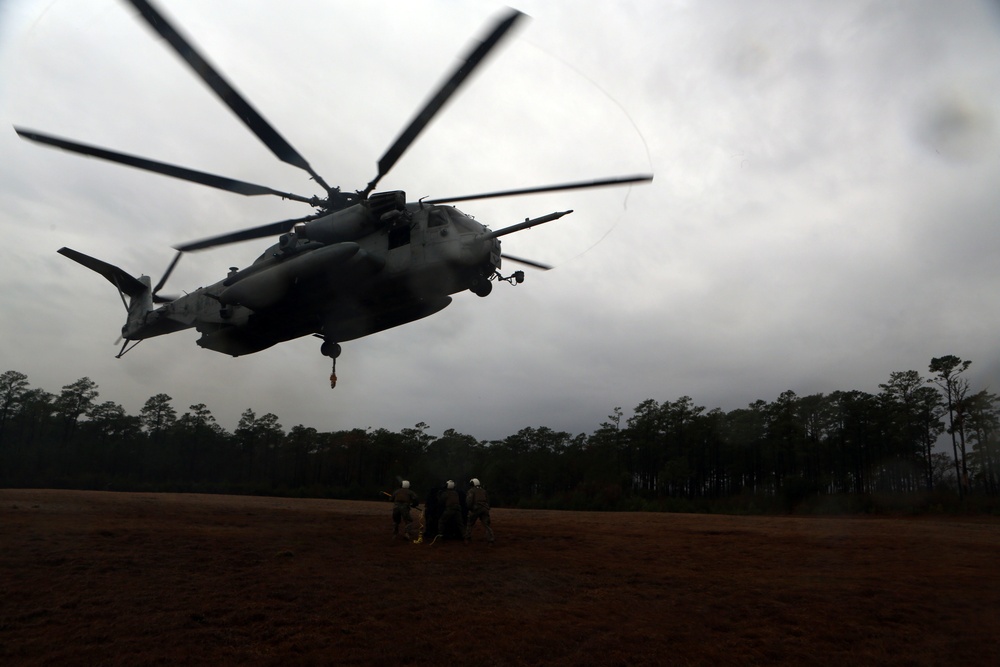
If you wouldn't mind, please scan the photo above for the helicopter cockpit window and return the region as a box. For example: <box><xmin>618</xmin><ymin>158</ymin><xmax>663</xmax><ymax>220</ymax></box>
<box><xmin>433</xmin><ymin>206</ymin><xmax>474</xmax><ymax>232</ymax></box>
<box><xmin>428</xmin><ymin>208</ymin><xmax>449</xmax><ymax>228</ymax></box>
<box><xmin>448</xmin><ymin>208</ymin><xmax>479</xmax><ymax>233</ymax></box>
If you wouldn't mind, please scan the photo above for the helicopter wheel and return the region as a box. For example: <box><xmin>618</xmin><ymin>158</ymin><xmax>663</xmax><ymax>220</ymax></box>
<box><xmin>471</xmin><ymin>279</ymin><xmax>493</xmax><ymax>298</ymax></box>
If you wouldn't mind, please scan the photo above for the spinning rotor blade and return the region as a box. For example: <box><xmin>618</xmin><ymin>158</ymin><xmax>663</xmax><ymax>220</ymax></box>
<box><xmin>425</xmin><ymin>174</ymin><xmax>654</xmax><ymax>205</ymax></box>
<box><xmin>364</xmin><ymin>8</ymin><xmax>524</xmax><ymax>196</ymax></box>
<box><xmin>502</xmin><ymin>254</ymin><xmax>552</xmax><ymax>271</ymax></box>
<box><xmin>125</xmin><ymin>0</ymin><xmax>334</xmax><ymax>196</ymax></box>
<box><xmin>153</xmin><ymin>251</ymin><xmax>180</xmax><ymax>294</ymax></box>
<box><xmin>151</xmin><ymin>251</ymin><xmax>181</xmax><ymax>303</ymax></box>
<box><xmin>175</xmin><ymin>214</ymin><xmax>321</xmax><ymax>252</ymax></box>
<box><xmin>14</xmin><ymin>128</ymin><xmax>315</xmax><ymax>204</ymax></box>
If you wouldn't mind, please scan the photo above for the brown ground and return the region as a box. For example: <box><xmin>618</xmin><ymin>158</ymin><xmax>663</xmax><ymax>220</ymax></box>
<box><xmin>1</xmin><ymin>490</ymin><xmax>998</xmax><ymax>666</ymax></box>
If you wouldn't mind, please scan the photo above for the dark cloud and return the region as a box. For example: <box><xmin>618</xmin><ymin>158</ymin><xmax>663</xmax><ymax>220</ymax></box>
<box><xmin>2</xmin><ymin>0</ymin><xmax>998</xmax><ymax>439</ymax></box>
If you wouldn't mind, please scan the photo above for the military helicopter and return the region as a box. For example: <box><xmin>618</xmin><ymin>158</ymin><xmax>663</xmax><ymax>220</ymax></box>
<box><xmin>15</xmin><ymin>0</ymin><xmax>652</xmax><ymax>387</ymax></box>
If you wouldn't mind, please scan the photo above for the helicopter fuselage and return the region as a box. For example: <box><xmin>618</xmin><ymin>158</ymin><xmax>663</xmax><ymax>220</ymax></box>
<box><xmin>126</xmin><ymin>200</ymin><xmax>501</xmax><ymax>356</ymax></box>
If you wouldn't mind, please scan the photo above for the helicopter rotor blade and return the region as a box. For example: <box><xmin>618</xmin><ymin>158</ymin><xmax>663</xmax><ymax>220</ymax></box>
<box><xmin>150</xmin><ymin>250</ymin><xmax>182</xmax><ymax>302</ymax></box>
<box><xmin>425</xmin><ymin>174</ymin><xmax>654</xmax><ymax>205</ymax></box>
<box><xmin>502</xmin><ymin>253</ymin><xmax>552</xmax><ymax>271</ymax></box>
<box><xmin>175</xmin><ymin>213</ymin><xmax>322</xmax><ymax>253</ymax></box>
<box><xmin>124</xmin><ymin>0</ymin><xmax>334</xmax><ymax>197</ymax></box>
<box><xmin>153</xmin><ymin>251</ymin><xmax>181</xmax><ymax>294</ymax></box>
<box><xmin>364</xmin><ymin>8</ymin><xmax>524</xmax><ymax>197</ymax></box>
<box><xmin>14</xmin><ymin>127</ymin><xmax>317</xmax><ymax>204</ymax></box>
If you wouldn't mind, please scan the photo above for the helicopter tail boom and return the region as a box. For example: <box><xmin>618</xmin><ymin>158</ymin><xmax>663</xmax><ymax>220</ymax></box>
<box><xmin>58</xmin><ymin>247</ymin><xmax>147</xmax><ymax>298</ymax></box>
<box><xmin>58</xmin><ymin>247</ymin><xmax>155</xmax><ymax>341</ymax></box>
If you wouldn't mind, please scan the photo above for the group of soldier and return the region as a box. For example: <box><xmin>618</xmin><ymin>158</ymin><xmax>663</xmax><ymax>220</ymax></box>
<box><xmin>390</xmin><ymin>477</ymin><xmax>495</xmax><ymax>546</ymax></box>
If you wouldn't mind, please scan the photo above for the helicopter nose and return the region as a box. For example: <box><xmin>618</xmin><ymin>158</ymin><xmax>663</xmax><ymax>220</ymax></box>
<box><xmin>482</xmin><ymin>236</ymin><xmax>501</xmax><ymax>269</ymax></box>
<box><xmin>464</xmin><ymin>234</ymin><xmax>500</xmax><ymax>271</ymax></box>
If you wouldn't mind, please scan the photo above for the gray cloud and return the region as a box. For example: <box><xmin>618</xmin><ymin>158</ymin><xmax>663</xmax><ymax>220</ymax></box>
<box><xmin>1</xmin><ymin>0</ymin><xmax>998</xmax><ymax>441</ymax></box>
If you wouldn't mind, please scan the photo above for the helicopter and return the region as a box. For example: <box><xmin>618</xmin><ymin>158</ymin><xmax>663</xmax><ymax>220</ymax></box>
<box><xmin>15</xmin><ymin>0</ymin><xmax>652</xmax><ymax>387</ymax></box>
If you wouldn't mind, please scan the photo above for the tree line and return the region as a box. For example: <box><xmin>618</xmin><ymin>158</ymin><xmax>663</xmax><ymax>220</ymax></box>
<box><xmin>1</xmin><ymin>355</ymin><xmax>997</xmax><ymax>513</ymax></box>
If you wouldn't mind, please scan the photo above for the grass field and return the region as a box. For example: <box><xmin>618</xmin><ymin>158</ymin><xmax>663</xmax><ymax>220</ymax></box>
<box><xmin>2</xmin><ymin>489</ymin><xmax>998</xmax><ymax>666</ymax></box>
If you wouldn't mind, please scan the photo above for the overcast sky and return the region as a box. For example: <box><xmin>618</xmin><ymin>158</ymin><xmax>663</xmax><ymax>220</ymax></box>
<box><xmin>1</xmin><ymin>0</ymin><xmax>998</xmax><ymax>440</ymax></box>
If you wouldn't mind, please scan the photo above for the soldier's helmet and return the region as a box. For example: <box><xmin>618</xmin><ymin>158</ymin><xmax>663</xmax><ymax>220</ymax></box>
<box><xmin>402</xmin><ymin>480</ymin><xmax>410</xmax><ymax>489</ymax></box>
<box><xmin>446</xmin><ymin>480</ymin><xmax>455</xmax><ymax>489</ymax></box>
<box><xmin>470</xmin><ymin>478</ymin><xmax>481</xmax><ymax>487</ymax></box>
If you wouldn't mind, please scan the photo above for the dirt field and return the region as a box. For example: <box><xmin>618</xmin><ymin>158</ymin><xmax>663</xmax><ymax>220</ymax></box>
<box><xmin>1</xmin><ymin>490</ymin><xmax>998</xmax><ymax>666</ymax></box>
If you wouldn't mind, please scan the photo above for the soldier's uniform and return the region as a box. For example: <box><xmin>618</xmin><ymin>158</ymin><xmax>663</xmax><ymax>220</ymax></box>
<box><xmin>465</xmin><ymin>478</ymin><xmax>494</xmax><ymax>544</ymax></box>
<box><xmin>392</xmin><ymin>482</ymin><xmax>418</xmax><ymax>540</ymax></box>
<box><xmin>435</xmin><ymin>481</ymin><xmax>465</xmax><ymax>539</ymax></box>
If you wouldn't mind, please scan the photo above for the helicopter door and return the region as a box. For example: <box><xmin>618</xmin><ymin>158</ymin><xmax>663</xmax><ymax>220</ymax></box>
<box><xmin>387</xmin><ymin>221</ymin><xmax>410</xmax><ymax>249</ymax></box>
<box><xmin>384</xmin><ymin>210</ymin><xmax>421</xmax><ymax>274</ymax></box>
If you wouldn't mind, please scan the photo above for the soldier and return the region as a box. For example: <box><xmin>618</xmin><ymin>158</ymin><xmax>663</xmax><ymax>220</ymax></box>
<box><xmin>465</xmin><ymin>477</ymin><xmax>494</xmax><ymax>545</ymax></box>
<box><xmin>391</xmin><ymin>480</ymin><xmax>419</xmax><ymax>540</ymax></box>
<box><xmin>434</xmin><ymin>480</ymin><xmax>464</xmax><ymax>542</ymax></box>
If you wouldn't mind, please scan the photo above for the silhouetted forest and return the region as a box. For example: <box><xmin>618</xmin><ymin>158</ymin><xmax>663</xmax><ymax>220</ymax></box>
<box><xmin>2</xmin><ymin>355</ymin><xmax>997</xmax><ymax>513</ymax></box>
